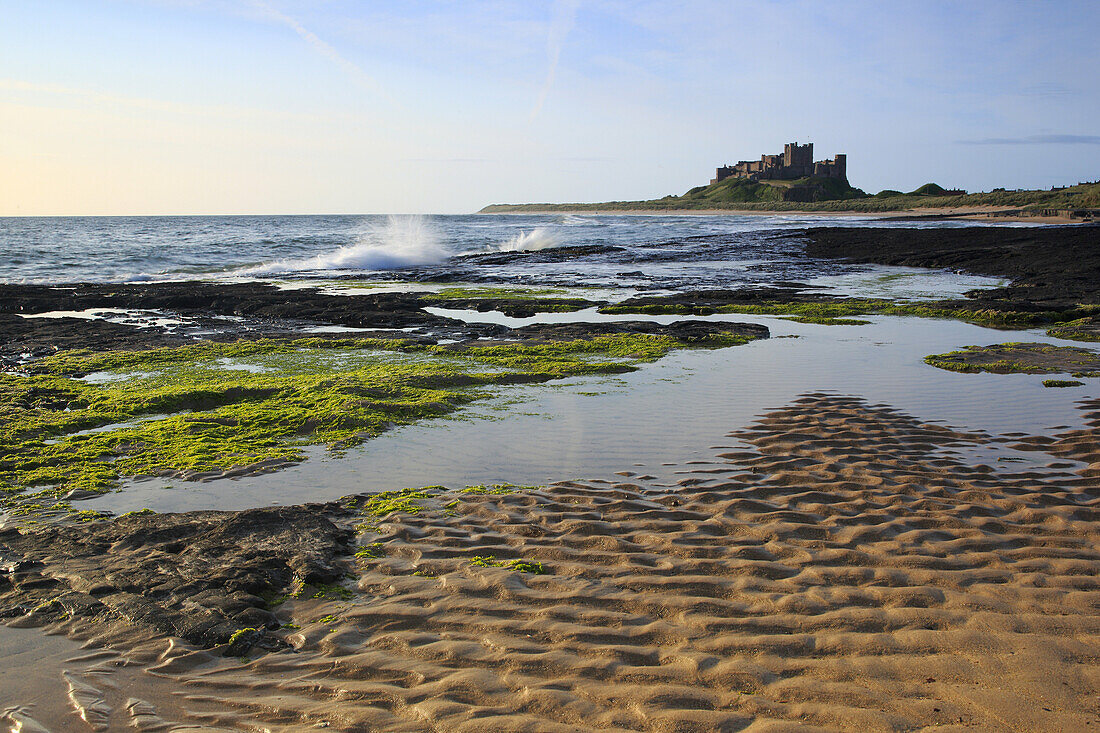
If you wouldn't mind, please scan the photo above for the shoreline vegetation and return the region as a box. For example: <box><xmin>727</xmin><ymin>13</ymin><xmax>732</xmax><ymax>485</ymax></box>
<box><xmin>479</xmin><ymin>180</ymin><xmax>1100</xmax><ymax>222</ymax></box>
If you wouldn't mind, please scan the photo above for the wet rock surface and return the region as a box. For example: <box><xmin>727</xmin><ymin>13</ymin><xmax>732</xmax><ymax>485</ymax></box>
<box><xmin>1048</xmin><ymin>316</ymin><xmax>1100</xmax><ymax>342</ymax></box>
<box><xmin>0</xmin><ymin>313</ymin><xmax>191</xmax><ymax>363</ymax></box>
<box><xmin>0</xmin><ymin>505</ymin><xmax>355</xmax><ymax>653</ymax></box>
<box><xmin>606</xmin><ymin>286</ymin><xmax>829</xmax><ymax>313</ymax></box>
<box><xmin>0</xmin><ymin>279</ymin><xmax>774</xmax><ymax>362</ymax></box>
<box><xmin>433</xmin><ymin>243</ymin><xmax>625</xmax><ymax>267</ymax></box>
<box><xmin>507</xmin><ymin>319</ymin><xmax>770</xmax><ymax>343</ymax></box>
<box><xmin>0</xmin><ymin>282</ymin><xmax>460</xmax><ymax>329</ymax></box>
<box><xmin>924</xmin><ymin>342</ymin><xmax>1100</xmax><ymax>376</ymax></box>
<box><xmin>0</xmin><ymin>282</ymin><xmax>530</xmax><ymax>363</ymax></box>
<box><xmin>801</xmin><ymin>225</ymin><xmax>1100</xmax><ymax>308</ymax></box>
<box><xmin>420</xmin><ymin>296</ymin><xmax>599</xmax><ymax>318</ymax></box>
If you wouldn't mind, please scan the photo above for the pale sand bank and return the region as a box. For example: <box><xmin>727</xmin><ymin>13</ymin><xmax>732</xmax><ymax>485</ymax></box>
<box><xmin>4</xmin><ymin>392</ymin><xmax>1100</xmax><ymax>731</ymax></box>
<box><xmin>480</xmin><ymin>206</ymin><xmax>1087</xmax><ymax>224</ymax></box>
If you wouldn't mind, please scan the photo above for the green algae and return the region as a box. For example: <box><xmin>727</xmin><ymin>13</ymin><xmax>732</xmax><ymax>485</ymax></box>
<box><xmin>282</xmin><ymin>581</ymin><xmax>354</xmax><ymax>602</ymax></box>
<box><xmin>354</xmin><ymin>542</ymin><xmax>386</xmax><ymax>560</ymax></box>
<box><xmin>428</xmin><ymin>286</ymin><xmax>568</xmax><ymax>299</ymax></box>
<box><xmin>359</xmin><ymin>487</ymin><xmax>440</xmax><ymax>517</ymax></box>
<box><xmin>1043</xmin><ymin>379</ymin><xmax>1085</xmax><ymax>388</ymax></box>
<box><xmin>459</xmin><ymin>483</ymin><xmax>532</xmax><ymax>495</ymax></box>
<box><xmin>419</xmin><ymin>286</ymin><xmax>596</xmax><ymax>313</ymax></box>
<box><xmin>1047</xmin><ymin>317</ymin><xmax>1100</xmax><ymax>342</ymax></box>
<box><xmin>470</xmin><ymin>555</ymin><xmax>545</xmax><ymax>574</ymax></box>
<box><xmin>781</xmin><ymin>316</ymin><xmax>873</xmax><ymax>326</ymax></box>
<box><xmin>227</xmin><ymin>627</ymin><xmax>260</xmax><ymax>647</ymax></box>
<box><xmin>71</xmin><ymin>510</ymin><xmax>111</xmax><ymax>523</ymax></box>
<box><xmin>119</xmin><ymin>508</ymin><xmax>156</xmax><ymax>518</ymax></box>
<box><xmin>924</xmin><ymin>342</ymin><xmax>1100</xmax><ymax>376</ymax></box>
<box><xmin>1</xmin><ymin>332</ymin><xmax>757</xmax><ymax>521</ymax></box>
<box><xmin>599</xmin><ymin>299</ymin><xmax>1087</xmax><ymax>330</ymax></box>
<box><xmin>354</xmin><ymin>484</ymin><xmax>532</xmax><ymax>527</ymax></box>
<box><xmin>309</xmin><ymin>584</ymin><xmax>354</xmax><ymax>601</ymax></box>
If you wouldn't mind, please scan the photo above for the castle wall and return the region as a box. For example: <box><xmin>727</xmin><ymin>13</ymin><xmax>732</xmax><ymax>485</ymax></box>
<box><xmin>713</xmin><ymin>143</ymin><xmax>847</xmax><ymax>185</ymax></box>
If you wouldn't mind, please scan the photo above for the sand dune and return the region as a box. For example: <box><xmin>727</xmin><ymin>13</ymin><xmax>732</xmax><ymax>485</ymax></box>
<box><xmin>5</xmin><ymin>394</ymin><xmax>1100</xmax><ymax>731</ymax></box>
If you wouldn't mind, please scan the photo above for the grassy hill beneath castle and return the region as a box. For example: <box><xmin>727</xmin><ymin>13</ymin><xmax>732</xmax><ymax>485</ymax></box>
<box><xmin>480</xmin><ymin>180</ymin><xmax>1100</xmax><ymax>214</ymax></box>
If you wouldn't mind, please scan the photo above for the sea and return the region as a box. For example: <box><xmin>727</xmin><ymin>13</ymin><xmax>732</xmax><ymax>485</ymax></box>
<box><xmin>2</xmin><ymin>213</ymin><xmax>1095</xmax><ymax>516</ymax></box>
<box><xmin>0</xmin><ymin>212</ymin><xmax>1027</xmax><ymax>290</ymax></box>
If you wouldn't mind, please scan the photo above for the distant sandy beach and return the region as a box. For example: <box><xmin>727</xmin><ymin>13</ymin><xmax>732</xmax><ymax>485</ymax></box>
<box><xmin>479</xmin><ymin>206</ymin><xmax>1088</xmax><ymax>224</ymax></box>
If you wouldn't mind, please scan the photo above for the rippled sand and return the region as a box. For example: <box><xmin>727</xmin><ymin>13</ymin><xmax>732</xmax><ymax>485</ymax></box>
<box><xmin>5</xmin><ymin>393</ymin><xmax>1100</xmax><ymax>731</ymax></box>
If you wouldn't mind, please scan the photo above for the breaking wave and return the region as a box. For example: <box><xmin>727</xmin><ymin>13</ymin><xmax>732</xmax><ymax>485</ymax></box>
<box><xmin>239</xmin><ymin>215</ymin><xmax>447</xmax><ymax>275</ymax></box>
<box><xmin>493</xmin><ymin>228</ymin><xmax>561</xmax><ymax>252</ymax></box>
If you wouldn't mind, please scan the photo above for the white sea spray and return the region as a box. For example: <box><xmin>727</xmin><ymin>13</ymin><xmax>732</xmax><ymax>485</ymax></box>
<box><xmin>240</xmin><ymin>215</ymin><xmax>447</xmax><ymax>275</ymax></box>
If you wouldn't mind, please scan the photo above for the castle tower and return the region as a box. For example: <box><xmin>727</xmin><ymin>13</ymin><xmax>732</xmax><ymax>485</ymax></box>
<box><xmin>783</xmin><ymin>142</ymin><xmax>813</xmax><ymax>169</ymax></box>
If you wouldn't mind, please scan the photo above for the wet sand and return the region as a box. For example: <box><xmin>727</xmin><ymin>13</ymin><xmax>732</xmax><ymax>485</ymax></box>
<box><xmin>4</xmin><ymin>392</ymin><xmax>1100</xmax><ymax>731</ymax></box>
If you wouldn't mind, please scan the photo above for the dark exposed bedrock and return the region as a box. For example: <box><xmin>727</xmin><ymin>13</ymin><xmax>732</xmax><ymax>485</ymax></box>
<box><xmin>0</xmin><ymin>505</ymin><xmax>355</xmax><ymax>653</ymax></box>
<box><xmin>506</xmin><ymin>319</ymin><xmax>770</xmax><ymax>342</ymax></box>
<box><xmin>799</xmin><ymin>225</ymin><xmax>1100</xmax><ymax>307</ymax></box>
<box><xmin>0</xmin><ymin>282</ymin><xmax>457</xmax><ymax>329</ymax></box>
<box><xmin>0</xmin><ymin>313</ymin><xmax>192</xmax><ymax>358</ymax></box>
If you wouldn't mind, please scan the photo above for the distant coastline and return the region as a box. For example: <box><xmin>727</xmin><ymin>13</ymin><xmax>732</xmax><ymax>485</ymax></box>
<box><xmin>478</xmin><ymin>203</ymin><xmax>1094</xmax><ymax>225</ymax></box>
<box><xmin>479</xmin><ymin>181</ymin><xmax>1100</xmax><ymax>224</ymax></box>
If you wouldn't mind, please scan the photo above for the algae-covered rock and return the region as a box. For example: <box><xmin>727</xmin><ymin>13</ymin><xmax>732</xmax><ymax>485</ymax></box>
<box><xmin>924</xmin><ymin>342</ymin><xmax>1100</xmax><ymax>376</ymax></box>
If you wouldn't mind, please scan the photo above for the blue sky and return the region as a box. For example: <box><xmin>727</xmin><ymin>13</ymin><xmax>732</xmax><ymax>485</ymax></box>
<box><xmin>1</xmin><ymin>0</ymin><xmax>1097</xmax><ymax>214</ymax></box>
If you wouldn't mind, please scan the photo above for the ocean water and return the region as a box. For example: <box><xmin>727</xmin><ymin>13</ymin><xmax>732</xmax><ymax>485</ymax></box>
<box><xmin>0</xmin><ymin>212</ymin><xmax>1027</xmax><ymax>289</ymax></box>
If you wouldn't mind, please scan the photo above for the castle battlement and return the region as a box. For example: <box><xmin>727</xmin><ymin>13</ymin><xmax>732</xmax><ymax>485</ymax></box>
<box><xmin>711</xmin><ymin>142</ymin><xmax>847</xmax><ymax>185</ymax></box>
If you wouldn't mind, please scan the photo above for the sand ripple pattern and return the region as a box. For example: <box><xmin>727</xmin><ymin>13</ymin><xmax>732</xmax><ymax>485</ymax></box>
<box><xmin>140</xmin><ymin>394</ymin><xmax>1100</xmax><ymax>732</ymax></box>
<box><xmin>7</xmin><ymin>395</ymin><xmax>1100</xmax><ymax>731</ymax></box>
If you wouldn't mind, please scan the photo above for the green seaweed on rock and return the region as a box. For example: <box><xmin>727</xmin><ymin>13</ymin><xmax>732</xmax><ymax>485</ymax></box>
<box><xmin>599</xmin><ymin>299</ymin><xmax>1093</xmax><ymax>330</ymax></box>
<box><xmin>470</xmin><ymin>555</ymin><xmax>545</xmax><ymax>574</ymax></box>
<box><xmin>923</xmin><ymin>342</ymin><xmax>1100</xmax><ymax>376</ymax></box>
<box><xmin>2</xmin><ymin>331</ymin><xmax>759</xmax><ymax>522</ymax></box>
<box><xmin>1043</xmin><ymin>379</ymin><xmax>1085</xmax><ymax>388</ymax></box>
<box><xmin>354</xmin><ymin>542</ymin><xmax>386</xmax><ymax>560</ymax></box>
<box><xmin>429</xmin><ymin>286</ymin><xmax>569</xmax><ymax>299</ymax></box>
<box><xmin>1047</xmin><ymin>317</ymin><xmax>1100</xmax><ymax>342</ymax></box>
<box><xmin>459</xmin><ymin>483</ymin><xmax>534</xmax><ymax>495</ymax></box>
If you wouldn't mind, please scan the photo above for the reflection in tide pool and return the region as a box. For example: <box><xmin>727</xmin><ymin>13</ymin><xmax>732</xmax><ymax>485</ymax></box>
<box><xmin>83</xmin><ymin>315</ymin><xmax>1100</xmax><ymax>515</ymax></box>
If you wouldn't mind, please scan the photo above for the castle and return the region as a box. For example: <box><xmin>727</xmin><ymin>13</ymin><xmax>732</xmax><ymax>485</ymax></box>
<box><xmin>711</xmin><ymin>142</ymin><xmax>846</xmax><ymax>185</ymax></box>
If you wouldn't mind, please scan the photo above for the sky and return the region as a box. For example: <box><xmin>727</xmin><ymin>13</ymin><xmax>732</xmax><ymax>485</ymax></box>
<box><xmin>1</xmin><ymin>0</ymin><xmax>1098</xmax><ymax>215</ymax></box>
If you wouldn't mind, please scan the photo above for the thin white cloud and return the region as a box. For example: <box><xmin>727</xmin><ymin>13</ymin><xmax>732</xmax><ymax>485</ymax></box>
<box><xmin>247</xmin><ymin>0</ymin><xmax>385</xmax><ymax>97</ymax></box>
<box><xmin>530</xmin><ymin>0</ymin><xmax>580</xmax><ymax>122</ymax></box>
<box><xmin>959</xmin><ymin>134</ymin><xmax>1100</xmax><ymax>145</ymax></box>
<box><xmin>0</xmin><ymin>78</ymin><xmax>244</xmax><ymax>117</ymax></box>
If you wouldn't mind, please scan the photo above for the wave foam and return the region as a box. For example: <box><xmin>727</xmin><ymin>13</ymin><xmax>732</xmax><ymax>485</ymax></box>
<box><xmin>241</xmin><ymin>216</ymin><xmax>447</xmax><ymax>275</ymax></box>
<box><xmin>494</xmin><ymin>228</ymin><xmax>561</xmax><ymax>253</ymax></box>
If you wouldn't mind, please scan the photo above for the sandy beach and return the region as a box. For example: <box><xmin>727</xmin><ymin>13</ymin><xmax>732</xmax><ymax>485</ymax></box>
<box><xmin>2</xmin><ymin>223</ymin><xmax>1099</xmax><ymax>731</ymax></box>
<box><xmin>3</xmin><ymin>391</ymin><xmax>1100</xmax><ymax>730</ymax></box>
